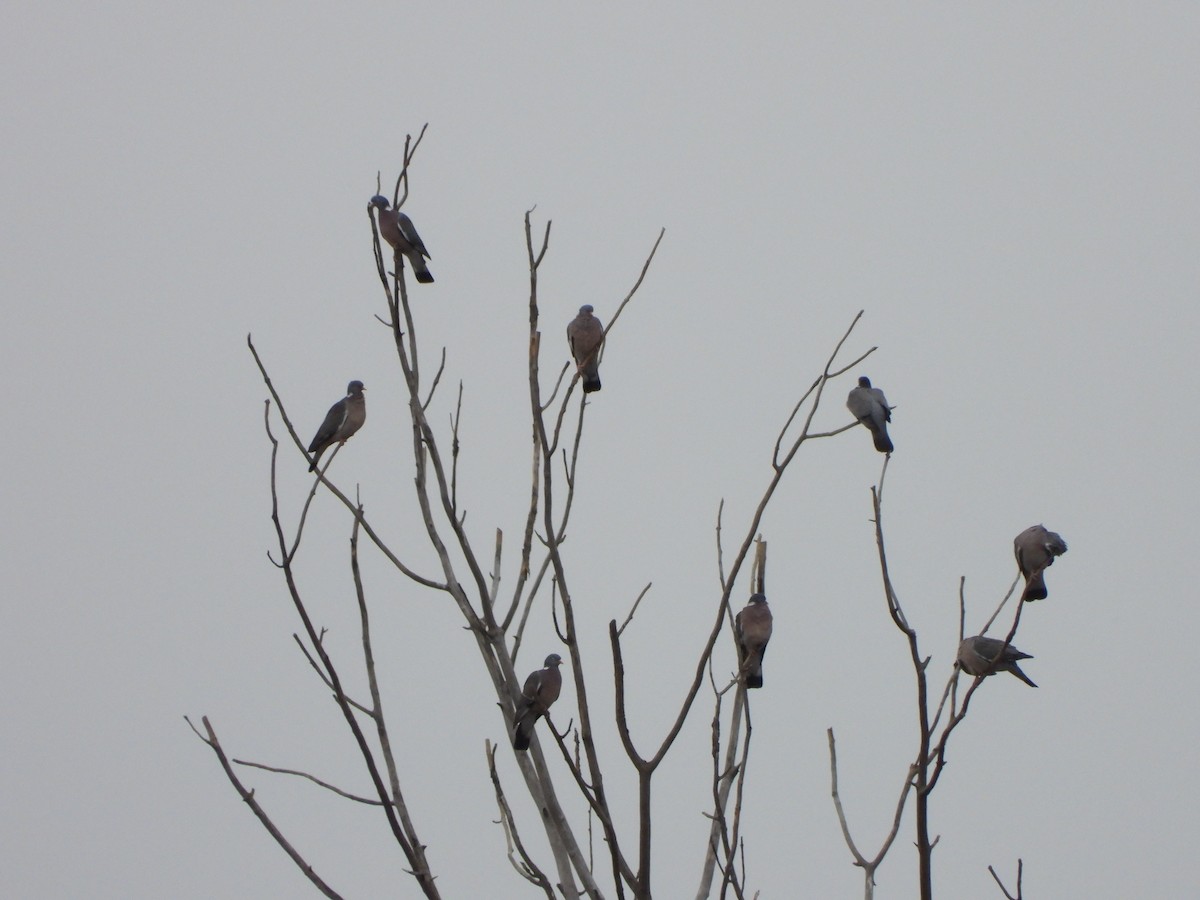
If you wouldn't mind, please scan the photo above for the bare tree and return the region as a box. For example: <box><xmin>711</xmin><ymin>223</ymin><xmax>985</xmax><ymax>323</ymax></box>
<box><xmin>190</xmin><ymin>131</ymin><xmax>1058</xmax><ymax>898</ymax></box>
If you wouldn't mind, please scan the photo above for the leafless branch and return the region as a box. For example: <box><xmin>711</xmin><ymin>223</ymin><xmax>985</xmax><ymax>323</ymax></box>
<box><xmin>231</xmin><ymin>758</ymin><xmax>384</xmax><ymax>806</ymax></box>
<box><xmin>616</xmin><ymin>583</ymin><xmax>653</xmax><ymax>637</ymax></box>
<box><xmin>187</xmin><ymin>716</ymin><xmax>346</xmax><ymax>900</ymax></box>
<box><xmin>486</xmin><ymin>742</ymin><xmax>556</xmax><ymax>897</ymax></box>
<box><xmin>827</xmin><ymin>728</ymin><xmax>916</xmax><ymax>900</ymax></box>
<box><xmin>247</xmin><ymin>334</ymin><xmax>445</xmax><ymax>591</ymax></box>
<box><xmin>988</xmin><ymin>859</ymin><xmax>1023</xmax><ymax>899</ymax></box>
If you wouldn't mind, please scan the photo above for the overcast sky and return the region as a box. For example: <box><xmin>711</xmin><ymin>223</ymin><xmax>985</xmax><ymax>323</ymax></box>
<box><xmin>3</xmin><ymin>4</ymin><xmax>1198</xmax><ymax>898</ymax></box>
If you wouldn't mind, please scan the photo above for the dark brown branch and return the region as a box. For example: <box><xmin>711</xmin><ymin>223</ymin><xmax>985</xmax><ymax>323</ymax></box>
<box><xmin>988</xmin><ymin>859</ymin><xmax>1023</xmax><ymax>900</ymax></box>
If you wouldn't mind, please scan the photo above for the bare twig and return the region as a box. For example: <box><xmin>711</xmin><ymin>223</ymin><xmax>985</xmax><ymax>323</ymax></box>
<box><xmin>231</xmin><ymin>758</ymin><xmax>384</xmax><ymax>806</ymax></box>
<box><xmin>988</xmin><ymin>859</ymin><xmax>1023</xmax><ymax>899</ymax></box>
<box><xmin>616</xmin><ymin>583</ymin><xmax>653</xmax><ymax>637</ymax></box>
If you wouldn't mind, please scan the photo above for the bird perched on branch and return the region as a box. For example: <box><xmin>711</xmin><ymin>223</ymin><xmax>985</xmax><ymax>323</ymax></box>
<box><xmin>735</xmin><ymin>594</ymin><xmax>773</xmax><ymax>689</ymax></box>
<box><xmin>567</xmin><ymin>304</ymin><xmax>604</xmax><ymax>393</ymax></box>
<box><xmin>307</xmin><ymin>381</ymin><xmax>366</xmax><ymax>472</ymax></box>
<box><xmin>512</xmin><ymin>653</ymin><xmax>563</xmax><ymax>751</ymax></box>
<box><xmin>368</xmin><ymin>195</ymin><xmax>434</xmax><ymax>284</ymax></box>
<box><xmin>1013</xmin><ymin>524</ymin><xmax>1068</xmax><ymax>602</ymax></box>
<box><xmin>846</xmin><ymin>376</ymin><xmax>893</xmax><ymax>453</ymax></box>
<box><xmin>957</xmin><ymin>635</ymin><xmax>1037</xmax><ymax>687</ymax></box>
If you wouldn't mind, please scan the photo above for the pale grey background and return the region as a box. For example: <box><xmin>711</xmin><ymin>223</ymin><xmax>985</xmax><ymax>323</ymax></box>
<box><xmin>2</xmin><ymin>3</ymin><xmax>1197</xmax><ymax>897</ymax></box>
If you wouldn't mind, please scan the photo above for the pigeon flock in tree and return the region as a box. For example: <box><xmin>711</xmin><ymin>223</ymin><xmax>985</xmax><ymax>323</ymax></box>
<box><xmin>290</xmin><ymin>190</ymin><xmax>1072</xmax><ymax>759</ymax></box>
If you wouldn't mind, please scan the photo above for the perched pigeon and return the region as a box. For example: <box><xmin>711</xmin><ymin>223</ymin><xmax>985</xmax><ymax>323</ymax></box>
<box><xmin>512</xmin><ymin>653</ymin><xmax>564</xmax><ymax>751</ymax></box>
<box><xmin>735</xmin><ymin>593</ymin><xmax>773</xmax><ymax>689</ymax></box>
<box><xmin>846</xmin><ymin>376</ymin><xmax>893</xmax><ymax>453</ymax></box>
<box><xmin>957</xmin><ymin>635</ymin><xmax>1037</xmax><ymax>687</ymax></box>
<box><xmin>566</xmin><ymin>305</ymin><xmax>604</xmax><ymax>393</ymax></box>
<box><xmin>369</xmin><ymin>195</ymin><xmax>434</xmax><ymax>284</ymax></box>
<box><xmin>1013</xmin><ymin>525</ymin><xmax>1068</xmax><ymax>602</ymax></box>
<box><xmin>307</xmin><ymin>381</ymin><xmax>366</xmax><ymax>472</ymax></box>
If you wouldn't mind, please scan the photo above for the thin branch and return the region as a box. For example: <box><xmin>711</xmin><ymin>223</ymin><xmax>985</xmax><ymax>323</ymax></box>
<box><xmin>988</xmin><ymin>859</ymin><xmax>1023</xmax><ymax>900</ymax></box>
<box><xmin>290</xmin><ymin>634</ymin><xmax>374</xmax><ymax>716</ymax></box>
<box><xmin>422</xmin><ymin>348</ymin><xmax>448</xmax><ymax>414</ymax></box>
<box><xmin>231</xmin><ymin>758</ymin><xmax>384</xmax><ymax>806</ymax></box>
<box><xmin>247</xmin><ymin>334</ymin><xmax>445</xmax><ymax>591</ymax></box>
<box><xmin>616</xmin><ymin>583</ymin><xmax>653</xmax><ymax>637</ymax></box>
<box><xmin>187</xmin><ymin>716</ymin><xmax>346</xmax><ymax>900</ymax></box>
<box><xmin>827</xmin><ymin>727</ymin><xmax>917</xmax><ymax>900</ymax></box>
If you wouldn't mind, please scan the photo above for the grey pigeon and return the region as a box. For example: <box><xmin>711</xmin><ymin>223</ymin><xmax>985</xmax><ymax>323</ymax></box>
<box><xmin>957</xmin><ymin>635</ymin><xmax>1037</xmax><ymax>687</ymax></box>
<box><xmin>512</xmin><ymin>653</ymin><xmax>563</xmax><ymax>751</ymax></box>
<box><xmin>307</xmin><ymin>380</ymin><xmax>366</xmax><ymax>472</ymax></box>
<box><xmin>846</xmin><ymin>376</ymin><xmax>893</xmax><ymax>453</ymax></box>
<box><xmin>735</xmin><ymin>593</ymin><xmax>773</xmax><ymax>689</ymax></box>
<box><xmin>566</xmin><ymin>305</ymin><xmax>604</xmax><ymax>393</ymax></box>
<box><xmin>1013</xmin><ymin>524</ymin><xmax>1068</xmax><ymax>602</ymax></box>
<box><xmin>369</xmin><ymin>195</ymin><xmax>434</xmax><ymax>284</ymax></box>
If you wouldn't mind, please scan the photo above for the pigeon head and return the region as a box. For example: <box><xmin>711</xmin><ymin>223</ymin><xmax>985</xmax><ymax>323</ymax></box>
<box><xmin>544</xmin><ymin>653</ymin><xmax>563</xmax><ymax>667</ymax></box>
<box><xmin>347</xmin><ymin>380</ymin><xmax>365</xmax><ymax>394</ymax></box>
<box><xmin>579</xmin><ymin>304</ymin><xmax>595</xmax><ymax>315</ymax></box>
<box><xmin>368</xmin><ymin>194</ymin><xmax>390</xmax><ymax>209</ymax></box>
<box><xmin>748</xmin><ymin>593</ymin><xmax>767</xmax><ymax>605</ymax></box>
<box><xmin>857</xmin><ymin>376</ymin><xmax>872</xmax><ymax>388</ymax></box>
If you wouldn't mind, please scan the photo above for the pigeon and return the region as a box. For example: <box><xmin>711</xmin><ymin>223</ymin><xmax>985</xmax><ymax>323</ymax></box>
<box><xmin>307</xmin><ymin>381</ymin><xmax>366</xmax><ymax>472</ymax></box>
<box><xmin>1014</xmin><ymin>525</ymin><xmax>1068</xmax><ymax>602</ymax></box>
<box><xmin>735</xmin><ymin>593</ymin><xmax>773</xmax><ymax>689</ymax></box>
<box><xmin>846</xmin><ymin>376</ymin><xmax>893</xmax><ymax>453</ymax></box>
<box><xmin>957</xmin><ymin>635</ymin><xmax>1037</xmax><ymax>687</ymax></box>
<box><xmin>566</xmin><ymin>305</ymin><xmax>604</xmax><ymax>393</ymax></box>
<box><xmin>512</xmin><ymin>653</ymin><xmax>564</xmax><ymax>751</ymax></box>
<box><xmin>369</xmin><ymin>195</ymin><xmax>434</xmax><ymax>284</ymax></box>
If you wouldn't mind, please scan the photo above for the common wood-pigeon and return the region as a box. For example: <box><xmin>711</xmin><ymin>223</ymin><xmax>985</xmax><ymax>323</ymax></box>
<box><xmin>369</xmin><ymin>195</ymin><xmax>434</xmax><ymax>284</ymax></box>
<box><xmin>846</xmin><ymin>376</ymin><xmax>893</xmax><ymax>453</ymax></box>
<box><xmin>566</xmin><ymin>305</ymin><xmax>604</xmax><ymax>393</ymax></box>
<box><xmin>512</xmin><ymin>653</ymin><xmax>563</xmax><ymax>751</ymax></box>
<box><xmin>957</xmin><ymin>635</ymin><xmax>1037</xmax><ymax>687</ymax></box>
<box><xmin>735</xmin><ymin>593</ymin><xmax>773</xmax><ymax>689</ymax></box>
<box><xmin>1013</xmin><ymin>524</ymin><xmax>1068</xmax><ymax>602</ymax></box>
<box><xmin>307</xmin><ymin>380</ymin><xmax>366</xmax><ymax>472</ymax></box>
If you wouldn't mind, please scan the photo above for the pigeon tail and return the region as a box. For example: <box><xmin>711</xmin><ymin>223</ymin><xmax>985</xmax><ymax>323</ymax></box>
<box><xmin>512</xmin><ymin>714</ymin><xmax>534</xmax><ymax>751</ymax></box>
<box><xmin>1021</xmin><ymin>571</ymin><xmax>1048</xmax><ymax>602</ymax></box>
<box><xmin>872</xmin><ymin>427</ymin><xmax>894</xmax><ymax>454</ymax></box>
<box><xmin>1008</xmin><ymin>663</ymin><xmax>1038</xmax><ymax>688</ymax></box>
<box><xmin>746</xmin><ymin>669</ymin><xmax>764</xmax><ymax>689</ymax></box>
<box><xmin>412</xmin><ymin>261</ymin><xmax>435</xmax><ymax>283</ymax></box>
<box><xmin>394</xmin><ymin>250</ymin><xmax>435</xmax><ymax>284</ymax></box>
<box><xmin>582</xmin><ymin>376</ymin><xmax>602</xmax><ymax>393</ymax></box>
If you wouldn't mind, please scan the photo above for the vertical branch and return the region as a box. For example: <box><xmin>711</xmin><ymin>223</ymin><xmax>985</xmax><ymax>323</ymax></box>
<box><xmin>988</xmin><ymin>859</ymin><xmax>1024</xmax><ymax>900</ymax></box>
<box><xmin>349</xmin><ymin>509</ymin><xmax>436</xmax><ymax>883</ymax></box>
<box><xmin>486</xmin><ymin>742</ymin><xmax>556</xmax><ymax>898</ymax></box>
<box><xmin>870</xmin><ymin>483</ymin><xmax>934</xmax><ymax>900</ymax></box>
<box><xmin>260</xmin><ymin>397</ymin><xmax>441</xmax><ymax>898</ymax></box>
<box><xmin>516</xmin><ymin>209</ymin><xmax>613</xmax><ymax>899</ymax></box>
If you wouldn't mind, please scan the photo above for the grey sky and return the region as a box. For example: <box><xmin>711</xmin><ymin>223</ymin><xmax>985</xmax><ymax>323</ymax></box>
<box><xmin>2</xmin><ymin>3</ymin><xmax>1197</xmax><ymax>897</ymax></box>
